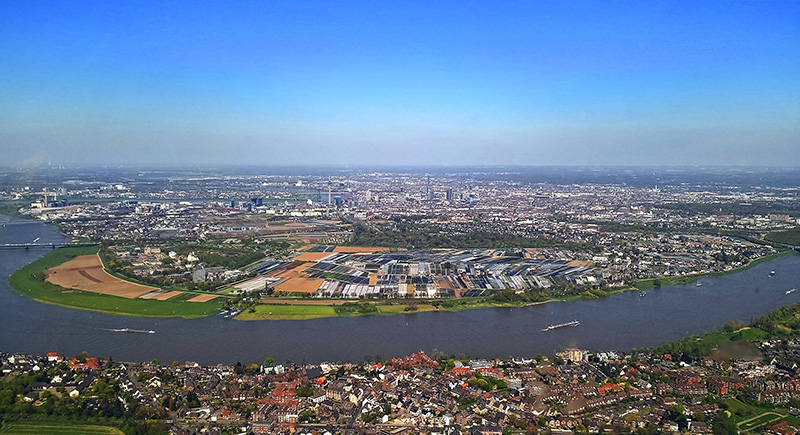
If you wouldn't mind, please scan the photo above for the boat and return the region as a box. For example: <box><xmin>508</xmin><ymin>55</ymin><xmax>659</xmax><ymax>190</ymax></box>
<box><xmin>696</xmin><ymin>280</ymin><xmax>702</xmax><ymax>287</ymax></box>
<box><xmin>224</xmin><ymin>309</ymin><xmax>242</xmax><ymax>318</ymax></box>
<box><xmin>110</xmin><ymin>328</ymin><xmax>155</xmax><ymax>334</ymax></box>
<box><xmin>542</xmin><ymin>320</ymin><xmax>580</xmax><ymax>331</ymax></box>
<box><xmin>769</xmin><ymin>270</ymin><xmax>776</xmax><ymax>278</ymax></box>
<box><xmin>787</xmin><ymin>288</ymin><xmax>797</xmax><ymax>295</ymax></box>
<box><xmin>639</xmin><ymin>291</ymin><xmax>646</xmax><ymax>297</ymax></box>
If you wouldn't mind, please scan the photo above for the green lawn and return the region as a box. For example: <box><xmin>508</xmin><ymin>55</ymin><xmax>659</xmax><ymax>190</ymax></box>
<box><xmin>238</xmin><ymin>299</ymin><xmax>526</xmax><ymax>320</ymax></box>
<box><xmin>636</xmin><ymin>274</ymin><xmax>701</xmax><ymax>290</ymax></box>
<box><xmin>722</xmin><ymin>398</ymin><xmax>752</xmax><ymax>420</ymax></box>
<box><xmin>0</xmin><ymin>203</ymin><xmax>29</xmax><ymax>219</ymax></box>
<box><xmin>167</xmin><ymin>292</ymin><xmax>205</xmax><ymax>302</ymax></box>
<box><xmin>723</xmin><ymin>398</ymin><xmax>779</xmax><ymax>425</ymax></box>
<box><xmin>738</xmin><ymin>412</ymin><xmax>784</xmax><ymax>431</ymax></box>
<box><xmin>0</xmin><ymin>421</ymin><xmax>124</xmax><ymax>435</ymax></box>
<box><xmin>8</xmin><ymin>247</ymin><xmax>223</xmax><ymax>318</ymax></box>
<box><xmin>436</xmin><ymin>297</ymin><xmax>537</xmax><ymax>312</ymax></box>
<box><xmin>700</xmin><ymin>327</ymin><xmax>770</xmax><ymax>348</ymax></box>
<box><xmin>236</xmin><ymin>304</ymin><xmax>338</xmax><ymax>320</ymax></box>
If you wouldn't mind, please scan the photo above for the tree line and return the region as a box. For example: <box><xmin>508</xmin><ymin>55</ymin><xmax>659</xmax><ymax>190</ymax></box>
<box><xmin>348</xmin><ymin>219</ymin><xmax>595</xmax><ymax>251</ymax></box>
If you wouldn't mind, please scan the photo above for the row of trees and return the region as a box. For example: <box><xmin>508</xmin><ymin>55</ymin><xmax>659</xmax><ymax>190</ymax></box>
<box><xmin>765</xmin><ymin>229</ymin><xmax>800</xmax><ymax>246</ymax></box>
<box><xmin>348</xmin><ymin>219</ymin><xmax>596</xmax><ymax>251</ymax></box>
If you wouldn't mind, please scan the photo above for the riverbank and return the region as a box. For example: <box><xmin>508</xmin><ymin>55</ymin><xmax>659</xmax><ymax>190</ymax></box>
<box><xmin>237</xmin><ymin>299</ymin><xmax>452</xmax><ymax>320</ymax></box>
<box><xmin>0</xmin><ymin>203</ymin><xmax>31</xmax><ymax>219</ymax></box>
<box><xmin>651</xmin><ymin>301</ymin><xmax>800</xmax><ymax>362</ymax></box>
<box><xmin>236</xmin><ymin>249</ymin><xmax>797</xmax><ymax>321</ymax></box>
<box><xmin>3</xmin><ymin>240</ymin><xmax>799</xmax><ymax>365</ymax></box>
<box><xmin>7</xmin><ymin>216</ymin><xmax>796</xmax><ymax>321</ymax></box>
<box><xmin>633</xmin><ymin>249</ymin><xmax>797</xmax><ymax>291</ymax></box>
<box><xmin>237</xmin><ymin>295</ymin><xmax>559</xmax><ymax>320</ymax></box>
<box><xmin>11</xmin><ymin>246</ymin><xmax>796</xmax><ymax>321</ymax></box>
<box><xmin>7</xmin><ymin>246</ymin><xmax>223</xmax><ymax>318</ymax></box>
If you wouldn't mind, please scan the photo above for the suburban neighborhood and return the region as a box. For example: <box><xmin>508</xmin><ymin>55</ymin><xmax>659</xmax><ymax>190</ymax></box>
<box><xmin>5</xmin><ymin>329</ymin><xmax>800</xmax><ymax>435</ymax></box>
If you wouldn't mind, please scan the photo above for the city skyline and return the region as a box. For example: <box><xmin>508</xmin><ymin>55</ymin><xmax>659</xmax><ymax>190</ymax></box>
<box><xmin>1</xmin><ymin>0</ymin><xmax>799</xmax><ymax>167</ymax></box>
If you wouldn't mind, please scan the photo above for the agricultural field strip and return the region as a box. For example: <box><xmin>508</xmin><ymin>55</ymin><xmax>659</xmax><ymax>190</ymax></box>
<box><xmin>45</xmin><ymin>255</ymin><xmax>160</xmax><ymax>299</ymax></box>
<box><xmin>8</xmin><ymin>246</ymin><xmax>224</xmax><ymax>318</ymax></box>
<box><xmin>187</xmin><ymin>294</ymin><xmax>218</xmax><ymax>302</ymax></box>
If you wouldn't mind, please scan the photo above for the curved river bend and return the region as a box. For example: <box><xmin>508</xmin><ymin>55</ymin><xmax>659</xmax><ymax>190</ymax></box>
<box><xmin>1</xmin><ymin>216</ymin><xmax>799</xmax><ymax>365</ymax></box>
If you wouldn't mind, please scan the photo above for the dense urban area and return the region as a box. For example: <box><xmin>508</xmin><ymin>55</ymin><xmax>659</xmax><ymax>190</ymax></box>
<box><xmin>2</xmin><ymin>166</ymin><xmax>800</xmax><ymax>434</ymax></box>
<box><xmin>2</xmin><ymin>168</ymin><xmax>799</xmax><ymax>313</ymax></box>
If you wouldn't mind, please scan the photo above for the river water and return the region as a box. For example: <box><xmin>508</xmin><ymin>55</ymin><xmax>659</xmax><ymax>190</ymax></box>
<box><xmin>1</xmin><ymin>216</ymin><xmax>799</xmax><ymax>365</ymax></box>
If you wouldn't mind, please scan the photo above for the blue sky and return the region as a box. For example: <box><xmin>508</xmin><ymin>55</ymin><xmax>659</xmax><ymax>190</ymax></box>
<box><xmin>1</xmin><ymin>0</ymin><xmax>799</xmax><ymax>166</ymax></box>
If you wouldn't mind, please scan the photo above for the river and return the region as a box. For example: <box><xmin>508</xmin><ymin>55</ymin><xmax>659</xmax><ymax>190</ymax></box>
<box><xmin>1</xmin><ymin>215</ymin><xmax>799</xmax><ymax>365</ymax></box>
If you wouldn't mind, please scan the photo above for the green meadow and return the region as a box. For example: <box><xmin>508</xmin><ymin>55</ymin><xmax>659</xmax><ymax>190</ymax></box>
<box><xmin>0</xmin><ymin>421</ymin><xmax>124</xmax><ymax>435</ymax></box>
<box><xmin>236</xmin><ymin>303</ymin><xmax>338</xmax><ymax>320</ymax></box>
<box><xmin>8</xmin><ymin>246</ymin><xmax>222</xmax><ymax>318</ymax></box>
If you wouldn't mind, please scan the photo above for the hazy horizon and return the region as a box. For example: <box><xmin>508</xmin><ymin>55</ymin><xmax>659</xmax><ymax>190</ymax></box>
<box><xmin>2</xmin><ymin>1</ymin><xmax>799</xmax><ymax>167</ymax></box>
<box><xmin>3</xmin><ymin>163</ymin><xmax>800</xmax><ymax>170</ymax></box>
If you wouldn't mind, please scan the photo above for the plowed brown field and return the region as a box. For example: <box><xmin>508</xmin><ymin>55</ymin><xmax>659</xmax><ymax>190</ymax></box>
<box><xmin>187</xmin><ymin>294</ymin><xmax>218</xmax><ymax>302</ymax></box>
<box><xmin>45</xmin><ymin>255</ymin><xmax>157</xmax><ymax>299</ymax></box>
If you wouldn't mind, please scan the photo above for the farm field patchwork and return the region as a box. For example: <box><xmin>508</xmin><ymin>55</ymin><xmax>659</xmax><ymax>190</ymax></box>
<box><xmin>9</xmin><ymin>247</ymin><xmax>224</xmax><ymax>318</ymax></box>
<box><xmin>187</xmin><ymin>294</ymin><xmax>218</xmax><ymax>302</ymax></box>
<box><xmin>274</xmin><ymin>276</ymin><xmax>325</xmax><ymax>293</ymax></box>
<box><xmin>145</xmin><ymin>290</ymin><xmax>184</xmax><ymax>300</ymax></box>
<box><xmin>293</xmin><ymin>252</ymin><xmax>336</xmax><ymax>262</ymax></box>
<box><xmin>45</xmin><ymin>254</ymin><xmax>158</xmax><ymax>299</ymax></box>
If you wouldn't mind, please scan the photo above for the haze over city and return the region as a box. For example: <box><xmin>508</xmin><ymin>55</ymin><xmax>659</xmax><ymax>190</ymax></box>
<box><xmin>1</xmin><ymin>0</ymin><xmax>799</xmax><ymax>167</ymax></box>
